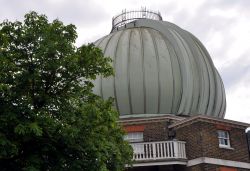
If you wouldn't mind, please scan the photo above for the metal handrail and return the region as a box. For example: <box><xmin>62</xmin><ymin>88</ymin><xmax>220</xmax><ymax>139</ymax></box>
<box><xmin>111</xmin><ymin>8</ymin><xmax>162</xmax><ymax>31</ymax></box>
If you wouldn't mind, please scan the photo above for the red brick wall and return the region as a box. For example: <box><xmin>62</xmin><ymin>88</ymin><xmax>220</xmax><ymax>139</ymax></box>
<box><xmin>220</xmin><ymin>167</ymin><xmax>237</xmax><ymax>171</ymax></box>
<box><xmin>128</xmin><ymin>164</ymin><xmax>250</xmax><ymax>171</ymax></box>
<box><xmin>122</xmin><ymin>118</ymin><xmax>250</xmax><ymax>171</ymax></box>
<box><xmin>185</xmin><ymin>164</ymin><xmax>204</xmax><ymax>171</ymax></box>
<box><xmin>175</xmin><ymin>122</ymin><xmax>204</xmax><ymax>159</ymax></box>
<box><xmin>175</xmin><ymin>121</ymin><xmax>250</xmax><ymax>163</ymax></box>
<box><xmin>143</xmin><ymin>121</ymin><xmax>169</xmax><ymax>142</ymax></box>
<box><xmin>122</xmin><ymin>120</ymin><xmax>170</xmax><ymax>142</ymax></box>
<box><xmin>124</xmin><ymin>125</ymin><xmax>145</xmax><ymax>132</ymax></box>
<box><xmin>185</xmin><ymin>164</ymin><xmax>250</xmax><ymax>171</ymax></box>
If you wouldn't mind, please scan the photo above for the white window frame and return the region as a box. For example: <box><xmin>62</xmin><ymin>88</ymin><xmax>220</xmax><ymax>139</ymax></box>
<box><xmin>217</xmin><ymin>130</ymin><xmax>231</xmax><ymax>148</ymax></box>
<box><xmin>124</xmin><ymin>132</ymin><xmax>143</xmax><ymax>143</ymax></box>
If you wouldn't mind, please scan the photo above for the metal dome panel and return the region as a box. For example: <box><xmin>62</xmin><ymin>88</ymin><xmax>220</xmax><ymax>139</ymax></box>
<box><xmin>93</xmin><ymin>19</ymin><xmax>226</xmax><ymax>118</ymax></box>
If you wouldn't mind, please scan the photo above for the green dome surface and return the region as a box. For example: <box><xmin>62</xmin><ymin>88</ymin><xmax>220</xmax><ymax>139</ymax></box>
<box><xmin>93</xmin><ymin>19</ymin><xmax>226</xmax><ymax>118</ymax></box>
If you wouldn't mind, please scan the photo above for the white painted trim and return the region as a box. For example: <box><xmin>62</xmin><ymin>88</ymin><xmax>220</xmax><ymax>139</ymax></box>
<box><xmin>119</xmin><ymin>114</ymin><xmax>185</xmax><ymax>124</ymax></box>
<box><xmin>219</xmin><ymin>145</ymin><xmax>234</xmax><ymax>150</ymax></box>
<box><xmin>128</xmin><ymin>161</ymin><xmax>187</xmax><ymax>167</ymax></box>
<box><xmin>169</xmin><ymin>115</ymin><xmax>250</xmax><ymax>129</ymax></box>
<box><xmin>187</xmin><ymin>157</ymin><xmax>250</xmax><ymax>169</ymax></box>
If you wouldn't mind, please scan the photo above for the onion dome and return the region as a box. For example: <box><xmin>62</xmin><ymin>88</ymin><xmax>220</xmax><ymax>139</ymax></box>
<box><xmin>93</xmin><ymin>9</ymin><xmax>226</xmax><ymax>118</ymax></box>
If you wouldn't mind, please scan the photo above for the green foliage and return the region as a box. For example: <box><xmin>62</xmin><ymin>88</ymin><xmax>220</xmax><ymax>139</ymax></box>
<box><xmin>0</xmin><ymin>11</ymin><xmax>132</xmax><ymax>170</ymax></box>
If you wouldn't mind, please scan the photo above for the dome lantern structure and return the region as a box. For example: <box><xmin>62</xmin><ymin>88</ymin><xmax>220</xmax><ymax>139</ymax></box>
<box><xmin>111</xmin><ymin>8</ymin><xmax>162</xmax><ymax>32</ymax></box>
<box><xmin>93</xmin><ymin>9</ymin><xmax>226</xmax><ymax>119</ymax></box>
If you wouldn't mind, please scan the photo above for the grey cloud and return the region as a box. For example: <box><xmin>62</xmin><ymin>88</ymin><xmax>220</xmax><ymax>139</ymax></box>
<box><xmin>0</xmin><ymin>0</ymin><xmax>110</xmax><ymax>28</ymax></box>
<box><xmin>43</xmin><ymin>0</ymin><xmax>110</xmax><ymax>27</ymax></box>
<box><xmin>1</xmin><ymin>0</ymin><xmax>250</xmax><ymax>90</ymax></box>
<box><xmin>151</xmin><ymin>0</ymin><xmax>250</xmax><ymax>94</ymax></box>
<box><xmin>210</xmin><ymin>0</ymin><xmax>250</xmax><ymax>9</ymax></box>
<box><xmin>149</xmin><ymin>0</ymin><xmax>238</xmax><ymax>44</ymax></box>
<box><xmin>220</xmin><ymin>52</ymin><xmax>250</xmax><ymax>89</ymax></box>
<box><xmin>150</xmin><ymin>0</ymin><xmax>240</xmax><ymax>70</ymax></box>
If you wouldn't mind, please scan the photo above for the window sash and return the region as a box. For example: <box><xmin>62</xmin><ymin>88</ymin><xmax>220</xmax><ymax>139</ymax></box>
<box><xmin>217</xmin><ymin>130</ymin><xmax>230</xmax><ymax>147</ymax></box>
<box><xmin>218</xmin><ymin>131</ymin><xmax>229</xmax><ymax>138</ymax></box>
<box><xmin>219</xmin><ymin>138</ymin><xmax>229</xmax><ymax>145</ymax></box>
<box><xmin>124</xmin><ymin>132</ymin><xmax>143</xmax><ymax>142</ymax></box>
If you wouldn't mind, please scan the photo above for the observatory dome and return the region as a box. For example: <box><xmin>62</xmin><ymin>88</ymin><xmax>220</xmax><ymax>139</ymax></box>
<box><xmin>93</xmin><ymin>10</ymin><xmax>226</xmax><ymax>118</ymax></box>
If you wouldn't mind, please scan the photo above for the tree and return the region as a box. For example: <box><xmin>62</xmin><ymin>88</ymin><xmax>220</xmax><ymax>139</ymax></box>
<box><xmin>0</xmin><ymin>11</ymin><xmax>132</xmax><ymax>171</ymax></box>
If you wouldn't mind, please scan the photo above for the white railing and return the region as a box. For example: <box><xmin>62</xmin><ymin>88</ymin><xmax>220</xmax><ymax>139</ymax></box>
<box><xmin>111</xmin><ymin>8</ymin><xmax>162</xmax><ymax>31</ymax></box>
<box><xmin>130</xmin><ymin>140</ymin><xmax>186</xmax><ymax>161</ymax></box>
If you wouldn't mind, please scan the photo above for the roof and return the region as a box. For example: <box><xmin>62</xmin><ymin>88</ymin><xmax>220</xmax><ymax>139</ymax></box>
<box><xmin>169</xmin><ymin>115</ymin><xmax>250</xmax><ymax>129</ymax></box>
<box><xmin>119</xmin><ymin>113</ymin><xmax>186</xmax><ymax>125</ymax></box>
<box><xmin>93</xmin><ymin>18</ymin><xmax>226</xmax><ymax>118</ymax></box>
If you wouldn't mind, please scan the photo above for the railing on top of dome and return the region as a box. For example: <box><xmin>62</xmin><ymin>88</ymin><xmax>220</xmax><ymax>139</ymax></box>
<box><xmin>111</xmin><ymin>7</ymin><xmax>163</xmax><ymax>32</ymax></box>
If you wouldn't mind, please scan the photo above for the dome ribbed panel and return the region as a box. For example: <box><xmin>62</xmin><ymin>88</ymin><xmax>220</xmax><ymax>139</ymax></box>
<box><xmin>141</xmin><ymin>28</ymin><xmax>159</xmax><ymax>114</ymax></box>
<box><xmin>129</xmin><ymin>29</ymin><xmax>144</xmax><ymax>113</ymax></box>
<box><xmin>191</xmin><ymin>38</ymin><xmax>210</xmax><ymax>115</ymax></box>
<box><xmin>168</xmin><ymin>29</ymin><xmax>194</xmax><ymax>114</ymax></box>
<box><xmin>193</xmin><ymin>37</ymin><xmax>216</xmax><ymax>116</ymax></box>
<box><xmin>114</xmin><ymin>30</ymin><xmax>131</xmax><ymax>114</ymax></box>
<box><xmin>149</xmin><ymin>29</ymin><xmax>174</xmax><ymax>113</ymax></box>
<box><xmin>162</xmin><ymin>37</ymin><xmax>182</xmax><ymax>114</ymax></box>
<box><xmin>94</xmin><ymin>19</ymin><xmax>226</xmax><ymax>118</ymax></box>
<box><xmin>220</xmin><ymin>80</ymin><xmax>226</xmax><ymax>118</ymax></box>
<box><xmin>100</xmin><ymin>32</ymin><xmax>121</xmax><ymax>101</ymax></box>
<box><xmin>92</xmin><ymin>34</ymin><xmax>113</xmax><ymax>98</ymax></box>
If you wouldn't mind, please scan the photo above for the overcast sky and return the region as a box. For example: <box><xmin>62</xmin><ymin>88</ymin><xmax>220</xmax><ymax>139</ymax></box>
<box><xmin>1</xmin><ymin>0</ymin><xmax>250</xmax><ymax>123</ymax></box>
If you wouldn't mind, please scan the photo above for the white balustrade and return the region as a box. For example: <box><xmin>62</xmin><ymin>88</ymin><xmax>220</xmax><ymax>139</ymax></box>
<box><xmin>130</xmin><ymin>140</ymin><xmax>186</xmax><ymax>161</ymax></box>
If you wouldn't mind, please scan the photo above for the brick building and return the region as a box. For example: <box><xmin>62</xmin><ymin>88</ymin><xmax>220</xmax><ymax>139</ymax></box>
<box><xmin>120</xmin><ymin>115</ymin><xmax>250</xmax><ymax>171</ymax></box>
<box><xmin>93</xmin><ymin>9</ymin><xmax>250</xmax><ymax>171</ymax></box>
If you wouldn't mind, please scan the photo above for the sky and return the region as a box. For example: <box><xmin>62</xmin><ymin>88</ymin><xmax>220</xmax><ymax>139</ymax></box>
<box><xmin>1</xmin><ymin>0</ymin><xmax>250</xmax><ymax>123</ymax></box>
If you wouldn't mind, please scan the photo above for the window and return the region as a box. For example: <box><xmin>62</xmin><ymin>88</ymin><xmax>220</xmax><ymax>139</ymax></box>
<box><xmin>124</xmin><ymin>132</ymin><xmax>143</xmax><ymax>142</ymax></box>
<box><xmin>217</xmin><ymin>130</ymin><xmax>230</xmax><ymax>148</ymax></box>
